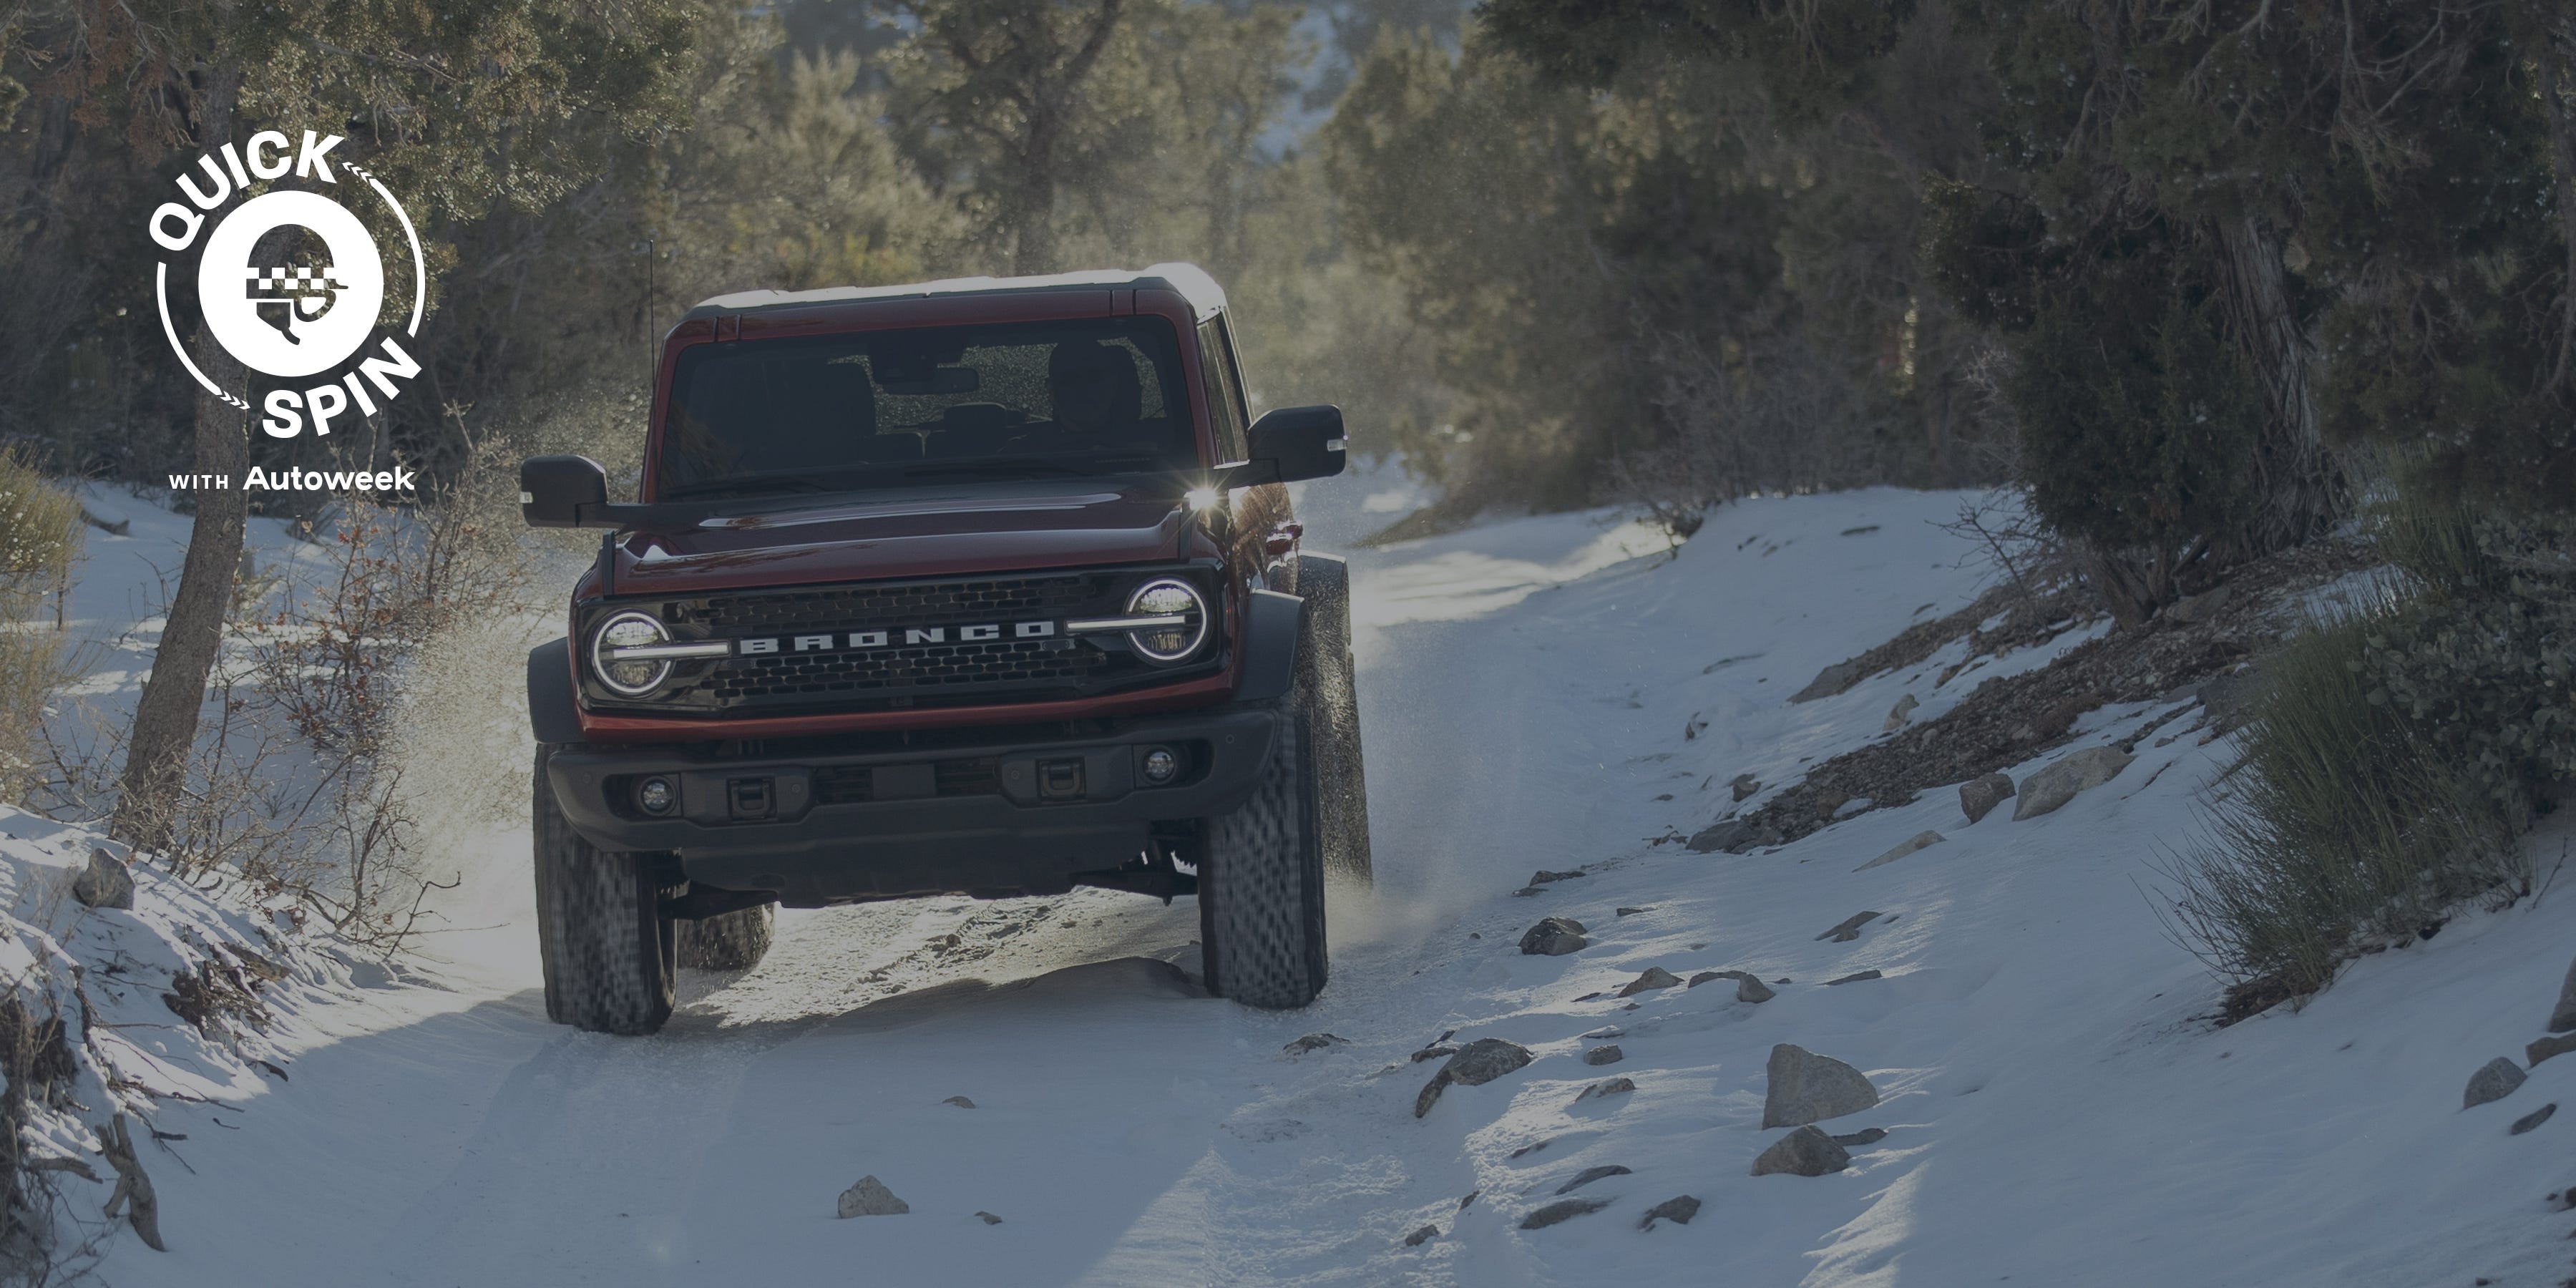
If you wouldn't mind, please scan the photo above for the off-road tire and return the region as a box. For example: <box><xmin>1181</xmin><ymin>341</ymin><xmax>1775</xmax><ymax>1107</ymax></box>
<box><xmin>1198</xmin><ymin>702</ymin><xmax>1329</xmax><ymax>1008</ymax></box>
<box><xmin>678</xmin><ymin>904</ymin><xmax>776</xmax><ymax>971</ymax></box>
<box><xmin>533</xmin><ymin>744</ymin><xmax>677</xmax><ymax>1035</ymax></box>
<box><xmin>1291</xmin><ymin>554</ymin><xmax>1373</xmax><ymax>884</ymax></box>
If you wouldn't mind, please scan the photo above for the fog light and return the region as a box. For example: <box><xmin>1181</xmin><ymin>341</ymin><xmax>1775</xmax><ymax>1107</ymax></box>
<box><xmin>1140</xmin><ymin>747</ymin><xmax>1179</xmax><ymax>784</ymax></box>
<box><xmin>638</xmin><ymin>776</ymin><xmax>676</xmax><ymax>815</ymax></box>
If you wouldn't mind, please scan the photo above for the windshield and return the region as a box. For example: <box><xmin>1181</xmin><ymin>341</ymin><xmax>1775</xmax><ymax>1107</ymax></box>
<box><xmin>654</xmin><ymin>316</ymin><xmax>1199</xmax><ymax>499</ymax></box>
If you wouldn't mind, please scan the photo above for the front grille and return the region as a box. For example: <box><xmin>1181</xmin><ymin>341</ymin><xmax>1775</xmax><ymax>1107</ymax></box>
<box><xmin>577</xmin><ymin>565</ymin><xmax>1224</xmax><ymax>717</ymax></box>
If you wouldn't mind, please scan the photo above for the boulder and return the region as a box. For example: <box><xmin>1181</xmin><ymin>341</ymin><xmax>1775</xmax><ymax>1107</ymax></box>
<box><xmin>2531</xmin><ymin>1032</ymin><xmax>2576</xmax><ymax>1068</ymax></box>
<box><xmin>1751</xmin><ymin>1126</ymin><xmax>1850</xmax><ymax>1177</ymax></box>
<box><xmin>1402</xmin><ymin>1224</ymin><xmax>1440</xmax><ymax>1246</ymax></box>
<box><xmin>941</xmin><ymin>1095</ymin><xmax>977</xmax><ymax>1108</ymax></box>
<box><xmin>1619</xmin><ymin>967</ymin><xmax>1683</xmax><ymax>997</ymax></box>
<box><xmin>1830</xmin><ymin>1127</ymin><xmax>1889</xmax><ymax>1147</ymax></box>
<box><xmin>1519</xmin><ymin>917</ymin><xmax>1589</xmax><ymax>956</ymax></box>
<box><xmin>1825</xmin><ymin>970</ymin><xmax>1883</xmax><ymax>986</ymax></box>
<box><xmin>1520</xmin><ymin>1198</ymin><xmax>1611</xmax><ymax>1229</ymax></box>
<box><xmin>2012</xmin><ymin>746</ymin><xmax>2136</xmax><ymax>821</ymax></box>
<box><xmin>72</xmin><ymin>849</ymin><xmax>134</xmax><ymax>912</ymax></box>
<box><xmin>2165</xmin><ymin>584</ymin><xmax>2231</xmax><ymax>625</ymax></box>
<box><xmin>1959</xmin><ymin>773</ymin><xmax>2016</xmax><ymax>824</ymax></box>
<box><xmin>975</xmin><ymin>1211</ymin><xmax>1003</xmax><ymax>1224</ymax></box>
<box><xmin>1528</xmin><ymin>869</ymin><xmax>1584</xmax><ymax>885</ymax></box>
<box><xmin>1730</xmin><ymin>774</ymin><xmax>1761</xmax><ymax>802</ymax></box>
<box><xmin>836</xmin><ymin>1176</ymin><xmax>909</xmax><ymax>1218</ymax></box>
<box><xmin>1731</xmin><ymin>974</ymin><xmax>1775</xmax><ymax>1004</ymax></box>
<box><xmin>1616</xmin><ymin>907</ymin><xmax>1652</xmax><ymax>917</ymax></box>
<box><xmin>2466</xmin><ymin>1056</ymin><xmax>2528</xmax><ymax>1110</ymax></box>
<box><xmin>1574</xmin><ymin>1076</ymin><xmax>1636</xmax><ymax>1104</ymax></box>
<box><xmin>1790</xmin><ymin>661</ymin><xmax>1860</xmax><ymax>703</ymax></box>
<box><xmin>2512</xmin><ymin>1103</ymin><xmax>2558</xmax><ymax>1136</ymax></box>
<box><xmin>1583</xmin><ymin>1044</ymin><xmax>1624</xmax><ymax>1066</ymax></box>
<box><xmin>1855</xmin><ymin>830</ymin><xmax>1945</xmax><ymax>872</ymax></box>
<box><xmin>1762</xmin><ymin>1044</ymin><xmax>1880</xmax><ymax>1128</ymax></box>
<box><xmin>1686</xmin><ymin>819</ymin><xmax>1780</xmax><ymax>854</ymax></box>
<box><xmin>1883</xmin><ymin>694</ymin><xmax>1918</xmax><ymax>732</ymax></box>
<box><xmin>1554</xmin><ymin>1164</ymin><xmax>1631</xmax><ymax>1195</ymax></box>
<box><xmin>1281</xmin><ymin>1033</ymin><xmax>1348</xmax><ymax>1056</ymax></box>
<box><xmin>1639</xmin><ymin>1195</ymin><xmax>1702</xmax><ymax>1230</ymax></box>
<box><xmin>2550</xmin><ymin>954</ymin><xmax>2576</xmax><ymax>1033</ymax></box>
<box><xmin>1816</xmin><ymin>910</ymin><xmax>1885</xmax><ymax>943</ymax></box>
<box><xmin>1414</xmin><ymin>1039</ymin><xmax>1533</xmax><ymax>1118</ymax></box>
<box><xmin>1686</xmin><ymin>972</ymin><xmax>1723</xmax><ymax>989</ymax></box>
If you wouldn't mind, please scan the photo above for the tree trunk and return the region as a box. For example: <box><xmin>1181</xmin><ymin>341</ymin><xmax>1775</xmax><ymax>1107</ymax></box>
<box><xmin>2215</xmin><ymin>213</ymin><xmax>2343</xmax><ymax>555</ymax></box>
<box><xmin>2529</xmin><ymin>11</ymin><xmax>2576</xmax><ymax>391</ymax></box>
<box><xmin>112</xmin><ymin>62</ymin><xmax>248</xmax><ymax>854</ymax></box>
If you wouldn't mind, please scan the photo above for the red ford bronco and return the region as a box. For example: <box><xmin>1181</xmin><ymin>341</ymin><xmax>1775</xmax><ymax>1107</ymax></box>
<box><xmin>518</xmin><ymin>265</ymin><xmax>1370</xmax><ymax>1035</ymax></box>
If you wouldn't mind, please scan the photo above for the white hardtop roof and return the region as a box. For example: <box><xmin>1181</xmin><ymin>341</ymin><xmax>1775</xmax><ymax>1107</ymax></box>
<box><xmin>693</xmin><ymin>262</ymin><xmax>1228</xmax><ymax>321</ymax></box>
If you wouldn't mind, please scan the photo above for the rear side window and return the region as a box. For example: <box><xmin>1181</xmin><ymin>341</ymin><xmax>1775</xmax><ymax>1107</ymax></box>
<box><xmin>1196</xmin><ymin>316</ymin><xmax>1249</xmax><ymax>462</ymax></box>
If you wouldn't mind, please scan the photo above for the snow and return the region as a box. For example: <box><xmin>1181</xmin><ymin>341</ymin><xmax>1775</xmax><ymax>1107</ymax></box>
<box><xmin>39</xmin><ymin>477</ymin><xmax>2576</xmax><ymax>1285</ymax></box>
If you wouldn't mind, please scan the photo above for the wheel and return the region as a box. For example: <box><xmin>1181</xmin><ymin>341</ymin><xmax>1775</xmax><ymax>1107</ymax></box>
<box><xmin>1197</xmin><ymin>700</ymin><xmax>1329</xmax><ymax>1009</ymax></box>
<box><xmin>1292</xmin><ymin>554</ymin><xmax>1374</xmax><ymax>884</ymax></box>
<box><xmin>678</xmin><ymin>903</ymin><xmax>776</xmax><ymax>971</ymax></box>
<box><xmin>532</xmin><ymin>744</ymin><xmax>676</xmax><ymax>1035</ymax></box>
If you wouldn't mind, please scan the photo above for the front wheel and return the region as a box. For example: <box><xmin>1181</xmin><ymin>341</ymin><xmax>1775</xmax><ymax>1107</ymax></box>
<box><xmin>533</xmin><ymin>745</ymin><xmax>677</xmax><ymax>1035</ymax></box>
<box><xmin>1197</xmin><ymin>705</ymin><xmax>1329</xmax><ymax>1009</ymax></box>
<box><xmin>678</xmin><ymin>904</ymin><xmax>776</xmax><ymax>971</ymax></box>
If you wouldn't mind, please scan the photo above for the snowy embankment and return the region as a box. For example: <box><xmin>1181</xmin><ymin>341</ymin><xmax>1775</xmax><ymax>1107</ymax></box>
<box><xmin>49</xmin><ymin>480</ymin><xmax>2576</xmax><ymax>1286</ymax></box>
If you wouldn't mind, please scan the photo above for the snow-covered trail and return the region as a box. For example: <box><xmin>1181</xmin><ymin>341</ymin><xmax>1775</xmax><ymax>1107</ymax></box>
<box><xmin>87</xmin><ymin>482</ymin><xmax>2576</xmax><ymax>1287</ymax></box>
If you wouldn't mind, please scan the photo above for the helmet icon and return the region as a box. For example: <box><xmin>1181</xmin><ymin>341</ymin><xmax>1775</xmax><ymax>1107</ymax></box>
<box><xmin>245</xmin><ymin>265</ymin><xmax>346</xmax><ymax>345</ymax></box>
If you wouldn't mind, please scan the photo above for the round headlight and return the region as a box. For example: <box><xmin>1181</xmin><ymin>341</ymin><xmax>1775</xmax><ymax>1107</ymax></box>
<box><xmin>1124</xmin><ymin>578</ymin><xmax>1209</xmax><ymax>663</ymax></box>
<box><xmin>592</xmin><ymin>610</ymin><xmax>673</xmax><ymax>696</ymax></box>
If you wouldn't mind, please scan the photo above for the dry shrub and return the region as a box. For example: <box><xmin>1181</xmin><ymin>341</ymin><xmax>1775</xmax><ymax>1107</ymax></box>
<box><xmin>0</xmin><ymin>457</ymin><xmax>83</xmax><ymax>804</ymax></box>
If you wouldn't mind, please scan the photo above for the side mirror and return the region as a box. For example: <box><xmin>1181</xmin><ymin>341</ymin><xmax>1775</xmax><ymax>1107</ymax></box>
<box><xmin>521</xmin><ymin>455</ymin><xmax>608</xmax><ymax>528</ymax></box>
<box><xmin>1235</xmin><ymin>405</ymin><xmax>1347</xmax><ymax>486</ymax></box>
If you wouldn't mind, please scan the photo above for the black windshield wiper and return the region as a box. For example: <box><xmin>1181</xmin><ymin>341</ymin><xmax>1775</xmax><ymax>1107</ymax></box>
<box><xmin>901</xmin><ymin>455</ymin><xmax>1165</xmax><ymax>480</ymax></box>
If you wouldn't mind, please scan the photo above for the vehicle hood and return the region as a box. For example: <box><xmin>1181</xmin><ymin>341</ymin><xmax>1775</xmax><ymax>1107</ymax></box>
<box><xmin>605</xmin><ymin>478</ymin><xmax>1191</xmax><ymax>597</ymax></box>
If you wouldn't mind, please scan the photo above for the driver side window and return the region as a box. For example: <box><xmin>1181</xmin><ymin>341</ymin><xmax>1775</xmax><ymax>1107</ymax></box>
<box><xmin>1197</xmin><ymin>317</ymin><xmax>1249</xmax><ymax>462</ymax></box>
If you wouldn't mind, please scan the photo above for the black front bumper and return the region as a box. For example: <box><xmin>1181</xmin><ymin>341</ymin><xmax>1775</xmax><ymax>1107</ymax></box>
<box><xmin>545</xmin><ymin>706</ymin><xmax>1278</xmax><ymax>904</ymax></box>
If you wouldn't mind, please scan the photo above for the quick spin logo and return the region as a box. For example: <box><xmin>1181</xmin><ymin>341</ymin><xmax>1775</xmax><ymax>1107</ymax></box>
<box><xmin>147</xmin><ymin>131</ymin><xmax>427</xmax><ymax>439</ymax></box>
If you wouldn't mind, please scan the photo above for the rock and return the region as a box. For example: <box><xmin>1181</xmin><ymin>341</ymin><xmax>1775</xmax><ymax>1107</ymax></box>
<box><xmin>1816</xmin><ymin>910</ymin><xmax>1885</xmax><ymax>942</ymax></box>
<box><xmin>1584</xmin><ymin>1044</ymin><xmax>1624</xmax><ymax>1066</ymax></box>
<box><xmin>1959</xmin><ymin>772</ymin><xmax>2016</xmax><ymax>824</ymax></box>
<box><xmin>2011</xmin><ymin>746</ymin><xmax>2136</xmax><ymax>820</ymax></box>
<box><xmin>1762</xmin><ymin>1044</ymin><xmax>1881</xmax><ymax>1128</ymax></box>
<box><xmin>1790</xmin><ymin>661</ymin><xmax>1860</xmax><ymax>703</ymax></box>
<box><xmin>1685</xmin><ymin>819</ymin><xmax>1778</xmax><ymax>854</ymax></box>
<box><xmin>1403</xmin><ymin>1224</ymin><xmax>1440</xmax><ymax>1246</ymax></box>
<box><xmin>976</xmin><ymin>1211</ymin><xmax>1003</xmax><ymax>1224</ymax></box>
<box><xmin>1512</xmin><ymin>886</ymin><xmax>1547</xmax><ymax>897</ymax></box>
<box><xmin>2197</xmin><ymin>666</ymin><xmax>2268</xmax><ymax>734</ymax></box>
<box><xmin>2529</xmin><ymin>1032</ymin><xmax>2576</xmax><ymax>1068</ymax></box>
<box><xmin>941</xmin><ymin>1095</ymin><xmax>977</xmax><ymax>1108</ymax></box>
<box><xmin>836</xmin><ymin>1176</ymin><xmax>909</xmax><ymax>1218</ymax></box>
<box><xmin>72</xmin><ymin>849</ymin><xmax>133</xmax><ymax>912</ymax></box>
<box><xmin>1830</xmin><ymin>1127</ymin><xmax>1889</xmax><ymax>1147</ymax></box>
<box><xmin>1883</xmin><ymin>694</ymin><xmax>1918</xmax><ymax>731</ymax></box>
<box><xmin>1282</xmin><ymin>1033</ymin><xmax>1348</xmax><ymax>1056</ymax></box>
<box><xmin>1581</xmin><ymin>1026</ymin><xmax>1624</xmax><ymax>1040</ymax></box>
<box><xmin>1684</xmin><ymin>714</ymin><xmax>1707</xmax><ymax>740</ymax></box>
<box><xmin>1574</xmin><ymin>1077</ymin><xmax>1636</xmax><ymax>1104</ymax></box>
<box><xmin>1508</xmin><ymin>1139</ymin><xmax>1553</xmax><ymax>1159</ymax></box>
<box><xmin>2165</xmin><ymin>583</ymin><xmax>2231</xmax><ymax>625</ymax></box>
<box><xmin>1554</xmin><ymin>1164</ymin><xmax>1631</xmax><ymax>1195</ymax></box>
<box><xmin>1686</xmin><ymin>971</ymin><xmax>1723</xmax><ymax>988</ymax></box>
<box><xmin>2550</xmin><ymin>955</ymin><xmax>2576</xmax><ymax>1033</ymax></box>
<box><xmin>1619</xmin><ymin>967</ymin><xmax>1682</xmax><ymax>997</ymax></box>
<box><xmin>1415</xmin><ymin>1039</ymin><xmax>1533</xmax><ymax>1118</ymax></box>
<box><xmin>1730</xmin><ymin>974</ymin><xmax>1775</xmax><ymax>1004</ymax></box>
<box><xmin>1528</xmin><ymin>869</ymin><xmax>1584</xmax><ymax>885</ymax></box>
<box><xmin>1519</xmin><ymin>917</ymin><xmax>1589</xmax><ymax>956</ymax></box>
<box><xmin>1520</xmin><ymin>1197</ymin><xmax>1611</xmax><ymax>1229</ymax></box>
<box><xmin>1639</xmin><ymin>1195</ymin><xmax>1702</xmax><ymax>1230</ymax></box>
<box><xmin>1825</xmin><ymin>970</ymin><xmax>1883</xmax><ymax>986</ymax></box>
<box><xmin>78</xmin><ymin>505</ymin><xmax>130</xmax><ymax>537</ymax></box>
<box><xmin>2467</xmin><ymin>1056</ymin><xmax>2528</xmax><ymax>1110</ymax></box>
<box><xmin>2513</xmin><ymin>1103</ymin><xmax>2558</xmax><ymax>1136</ymax></box>
<box><xmin>1731</xmin><ymin>774</ymin><xmax>1761</xmax><ymax>802</ymax></box>
<box><xmin>1751</xmin><ymin>1126</ymin><xmax>1851</xmax><ymax>1177</ymax></box>
<box><xmin>1460</xmin><ymin>1189</ymin><xmax>1480</xmax><ymax>1208</ymax></box>
<box><xmin>1410</xmin><ymin>1045</ymin><xmax>1460</xmax><ymax>1063</ymax></box>
<box><xmin>1616</xmin><ymin>906</ymin><xmax>1652</xmax><ymax>917</ymax></box>
<box><xmin>1855</xmin><ymin>830</ymin><xmax>1945</xmax><ymax>872</ymax></box>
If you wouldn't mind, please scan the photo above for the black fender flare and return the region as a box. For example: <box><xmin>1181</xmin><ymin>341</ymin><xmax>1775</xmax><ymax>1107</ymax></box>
<box><xmin>528</xmin><ymin>638</ymin><xmax>582</xmax><ymax>746</ymax></box>
<box><xmin>1235</xmin><ymin>589</ymin><xmax>1305</xmax><ymax>703</ymax></box>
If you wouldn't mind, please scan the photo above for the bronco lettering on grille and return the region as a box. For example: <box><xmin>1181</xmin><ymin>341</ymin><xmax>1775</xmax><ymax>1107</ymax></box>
<box><xmin>736</xmin><ymin>620</ymin><xmax>1058</xmax><ymax>656</ymax></box>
